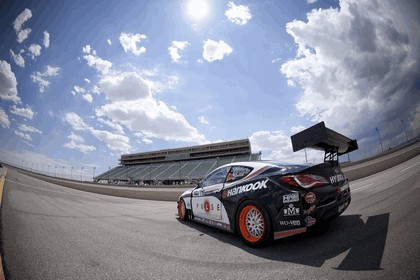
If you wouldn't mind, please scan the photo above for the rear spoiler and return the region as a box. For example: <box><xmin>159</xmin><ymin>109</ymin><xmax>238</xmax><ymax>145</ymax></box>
<box><xmin>291</xmin><ymin>122</ymin><xmax>358</xmax><ymax>162</ymax></box>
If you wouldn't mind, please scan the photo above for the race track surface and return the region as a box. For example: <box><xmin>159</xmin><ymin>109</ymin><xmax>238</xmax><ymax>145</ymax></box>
<box><xmin>1</xmin><ymin>155</ymin><xmax>419</xmax><ymax>280</ymax></box>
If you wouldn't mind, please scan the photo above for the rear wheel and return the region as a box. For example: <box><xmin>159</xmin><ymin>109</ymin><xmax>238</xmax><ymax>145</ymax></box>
<box><xmin>236</xmin><ymin>201</ymin><xmax>271</xmax><ymax>247</ymax></box>
<box><xmin>177</xmin><ymin>198</ymin><xmax>189</xmax><ymax>221</ymax></box>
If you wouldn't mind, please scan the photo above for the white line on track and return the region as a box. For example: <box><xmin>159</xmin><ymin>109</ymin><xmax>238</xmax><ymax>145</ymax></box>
<box><xmin>400</xmin><ymin>161</ymin><xmax>420</xmax><ymax>173</ymax></box>
<box><xmin>352</xmin><ymin>183</ymin><xmax>374</xmax><ymax>192</ymax></box>
<box><xmin>5</xmin><ymin>179</ymin><xmax>100</xmax><ymax>199</ymax></box>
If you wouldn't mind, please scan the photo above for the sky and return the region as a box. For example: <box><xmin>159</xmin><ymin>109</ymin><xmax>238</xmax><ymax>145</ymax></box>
<box><xmin>0</xmin><ymin>0</ymin><xmax>419</xmax><ymax>179</ymax></box>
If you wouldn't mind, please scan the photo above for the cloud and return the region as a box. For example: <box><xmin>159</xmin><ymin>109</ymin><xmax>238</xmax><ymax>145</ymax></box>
<box><xmin>63</xmin><ymin>132</ymin><xmax>96</xmax><ymax>154</ymax></box>
<box><xmin>10</xmin><ymin>105</ymin><xmax>35</xmax><ymax>119</ymax></box>
<box><xmin>281</xmin><ymin>0</ymin><xmax>420</xmax><ymax>140</ymax></box>
<box><xmin>82</xmin><ymin>94</ymin><xmax>93</xmax><ymax>103</ymax></box>
<box><xmin>95</xmin><ymin>71</ymin><xmax>207</xmax><ymax>143</ymax></box>
<box><xmin>64</xmin><ymin>112</ymin><xmax>130</xmax><ymax>153</ymax></box>
<box><xmin>10</xmin><ymin>49</ymin><xmax>25</xmax><ymax>67</ymax></box>
<box><xmin>82</xmin><ymin>45</ymin><xmax>112</xmax><ymax>75</ymax></box>
<box><xmin>198</xmin><ymin>116</ymin><xmax>210</xmax><ymax>125</ymax></box>
<box><xmin>97</xmin><ymin>117</ymin><xmax>124</xmax><ymax>134</ymax></box>
<box><xmin>169</xmin><ymin>41</ymin><xmax>189</xmax><ymax>63</ymax></box>
<box><xmin>0</xmin><ymin>108</ymin><xmax>10</xmax><ymax>128</ymax></box>
<box><xmin>18</xmin><ymin>124</ymin><xmax>41</xmax><ymax>134</ymax></box>
<box><xmin>107</xmin><ymin>39</ymin><xmax>112</xmax><ymax>45</ymax></box>
<box><xmin>0</xmin><ymin>60</ymin><xmax>20</xmax><ymax>103</ymax></box>
<box><xmin>13</xmin><ymin>8</ymin><xmax>32</xmax><ymax>43</ymax></box>
<box><xmin>30</xmin><ymin>65</ymin><xmax>60</xmax><ymax>93</ymax></box>
<box><xmin>28</xmin><ymin>44</ymin><xmax>42</xmax><ymax>59</ymax></box>
<box><xmin>225</xmin><ymin>1</ymin><xmax>252</xmax><ymax>25</ymax></box>
<box><xmin>65</xmin><ymin>112</ymin><xmax>90</xmax><ymax>131</ymax></box>
<box><xmin>249</xmin><ymin>130</ymin><xmax>323</xmax><ymax>163</ymax></box>
<box><xmin>202</xmin><ymin>39</ymin><xmax>233</xmax><ymax>62</ymax></box>
<box><xmin>43</xmin><ymin>31</ymin><xmax>50</xmax><ymax>48</ymax></box>
<box><xmin>84</xmin><ymin>78</ymin><xmax>91</xmax><ymax>83</ymax></box>
<box><xmin>90</xmin><ymin>129</ymin><xmax>130</xmax><ymax>153</ymax></box>
<box><xmin>14</xmin><ymin>130</ymin><xmax>32</xmax><ymax>141</ymax></box>
<box><xmin>307</xmin><ymin>0</ymin><xmax>318</xmax><ymax>3</ymax></box>
<box><xmin>119</xmin><ymin>33</ymin><xmax>147</xmax><ymax>56</ymax></box>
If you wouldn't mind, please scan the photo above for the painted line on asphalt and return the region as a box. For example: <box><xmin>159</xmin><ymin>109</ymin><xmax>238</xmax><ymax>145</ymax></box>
<box><xmin>0</xmin><ymin>169</ymin><xmax>8</xmax><ymax>280</ymax></box>
<box><xmin>5</xmin><ymin>178</ymin><xmax>101</xmax><ymax>200</ymax></box>
<box><xmin>352</xmin><ymin>183</ymin><xmax>374</xmax><ymax>193</ymax></box>
<box><xmin>400</xmin><ymin>161</ymin><xmax>420</xmax><ymax>173</ymax></box>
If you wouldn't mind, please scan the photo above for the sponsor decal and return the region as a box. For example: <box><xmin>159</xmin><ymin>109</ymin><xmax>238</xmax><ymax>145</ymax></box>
<box><xmin>305</xmin><ymin>192</ymin><xmax>316</xmax><ymax>204</ymax></box>
<box><xmin>279</xmin><ymin>220</ymin><xmax>301</xmax><ymax>226</ymax></box>
<box><xmin>283</xmin><ymin>192</ymin><xmax>299</xmax><ymax>203</ymax></box>
<box><xmin>304</xmin><ymin>205</ymin><xmax>316</xmax><ymax>215</ymax></box>
<box><xmin>196</xmin><ymin>201</ymin><xmax>221</xmax><ymax>212</ymax></box>
<box><xmin>226</xmin><ymin>179</ymin><xmax>268</xmax><ymax>197</ymax></box>
<box><xmin>283</xmin><ymin>203</ymin><xmax>300</xmax><ymax>216</ymax></box>
<box><xmin>329</xmin><ymin>174</ymin><xmax>345</xmax><ymax>184</ymax></box>
<box><xmin>305</xmin><ymin>216</ymin><xmax>316</xmax><ymax>226</ymax></box>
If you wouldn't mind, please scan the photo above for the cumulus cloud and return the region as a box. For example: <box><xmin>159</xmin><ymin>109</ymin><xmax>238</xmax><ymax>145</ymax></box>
<box><xmin>13</xmin><ymin>8</ymin><xmax>32</xmax><ymax>43</ymax></box>
<box><xmin>225</xmin><ymin>1</ymin><xmax>252</xmax><ymax>25</ymax></box>
<box><xmin>107</xmin><ymin>39</ymin><xmax>112</xmax><ymax>45</ymax></box>
<box><xmin>0</xmin><ymin>108</ymin><xmax>10</xmax><ymax>128</ymax></box>
<box><xmin>202</xmin><ymin>39</ymin><xmax>233</xmax><ymax>62</ymax></box>
<box><xmin>43</xmin><ymin>31</ymin><xmax>50</xmax><ymax>48</ymax></box>
<box><xmin>28</xmin><ymin>44</ymin><xmax>42</xmax><ymax>59</ymax></box>
<box><xmin>249</xmin><ymin>130</ymin><xmax>323</xmax><ymax>163</ymax></box>
<box><xmin>14</xmin><ymin>130</ymin><xmax>32</xmax><ymax>141</ymax></box>
<box><xmin>30</xmin><ymin>65</ymin><xmax>60</xmax><ymax>93</ymax></box>
<box><xmin>82</xmin><ymin>94</ymin><xmax>93</xmax><ymax>103</ymax></box>
<box><xmin>64</xmin><ymin>112</ymin><xmax>130</xmax><ymax>153</ymax></box>
<box><xmin>10</xmin><ymin>49</ymin><xmax>25</xmax><ymax>67</ymax></box>
<box><xmin>82</xmin><ymin>45</ymin><xmax>112</xmax><ymax>75</ymax></box>
<box><xmin>95</xmin><ymin>71</ymin><xmax>206</xmax><ymax>143</ymax></box>
<box><xmin>169</xmin><ymin>41</ymin><xmax>189</xmax><ymax>63</ymax></box>
<box><xmin>281</xmin><ymin>0</ymin><xmax>420</xmax><ymax>140</ymax></box>
<box><xmin>119</xmin><ymin>33</ymin><xmax>147</xmax><ymax>56</ymax></box>
<box><xmin>63</xmin><ymin>132</ymin><xmax>96</xmax><ymax>154</ymax></box>
<box><xmin>10</xmin><ymin>105</ymin><xmax>35</xmax><ymax>120</ymax></box>
<box><xmin>198</xmin><ymin>116</ymin><xmax>209</xmax><ymax>125</ymax></box>
<box><xmin>18</xmin><ymin>124</ymin><xmax>41</xmax><ymax>134</ymax></box>
<box><xmin>0</xmin><ymin>60</ymin><xmax>20</xmax><ymax>103</ymax></box>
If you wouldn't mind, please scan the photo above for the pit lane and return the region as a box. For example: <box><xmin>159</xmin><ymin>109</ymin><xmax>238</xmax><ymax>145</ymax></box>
<box><xmin>0</xmin><ymin>154</ymin><xmax>419</xmax><ymax>279</ymax></box>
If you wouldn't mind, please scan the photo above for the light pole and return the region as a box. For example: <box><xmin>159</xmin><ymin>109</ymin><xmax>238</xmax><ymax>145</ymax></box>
<box><xmin>71</xmin><ymin>167</ymin><xmax>73</xmax><ymax>180</ymax></box>
<box><xmin>108</xmin><ymin>166</ymin><xmax>111</xmax><ymax>183</ymax></box>
<box><xmin>81</xmin><ymin>167</ymin><xmax>84</xmax><ymax>181</ymax></box>
<box><xmin>93</xmin><ymin>167</ymin><xmax>96</xmax><ymax>182</ymax></box>
<box><xmin>48</xmin><ymin>165</ymin><xmax>50</xmax><ymax>176</ymax></box>
<box><xmin>375</xmin><ymin>127</ymin><xmax>384</xmax><ymax>153</ymax></box>
<box><xmin>54</xmin><ymin>166</ymin><xmax>57</xmax><ymax>177</ymax></box>
<box><xmin>63</xmin><ymin>166</ymin><xmax>65</xmax><ymax>178</ymax></box>
<box><xmin>401</xmin><ymin>120</ymin><xmax>409</xmax><ymax>142</ymax></box>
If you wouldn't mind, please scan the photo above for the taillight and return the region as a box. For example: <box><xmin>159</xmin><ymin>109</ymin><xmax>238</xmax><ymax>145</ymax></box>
<box><xmin>280</xmin><ymin>174</ymin><xmax>329</xmax><ymax>189</ymax></box>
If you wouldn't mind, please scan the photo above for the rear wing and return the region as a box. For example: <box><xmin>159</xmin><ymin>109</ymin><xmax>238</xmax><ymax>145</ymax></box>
<box><xmin>291</xmin><ymin>122</ymin><xmax>358</xmax><ymax>162</ymax></box>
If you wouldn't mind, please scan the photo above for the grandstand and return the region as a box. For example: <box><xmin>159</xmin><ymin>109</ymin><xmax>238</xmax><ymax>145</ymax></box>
<box><xmin>95</xmin><ymin>139</ymin><xmax>261</xmax><ymax>185</ymax></box>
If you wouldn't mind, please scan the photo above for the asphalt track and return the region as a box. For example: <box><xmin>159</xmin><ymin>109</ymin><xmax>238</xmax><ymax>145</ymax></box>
<box><xmin>1</xmin><ymin>155</ymin><xmax>419</xmax><ymax>279</ymax></box>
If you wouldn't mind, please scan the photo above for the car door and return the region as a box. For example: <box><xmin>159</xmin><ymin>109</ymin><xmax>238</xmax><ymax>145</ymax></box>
<box><xmin>191</xmin><ymin>166</ymin><xmax>230</xmax><ymax>221</ymax></box>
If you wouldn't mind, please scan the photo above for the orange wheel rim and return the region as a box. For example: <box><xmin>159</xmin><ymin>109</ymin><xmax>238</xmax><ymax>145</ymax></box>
<box><xmin>239</xmin><ymin>205</ymin><xmax>265</xmax><ymax>243</ymax></box>
<box><xmin>178</xmin><ymin>200</ymin><xmax>185</xmax><ymax>219</ymax></box>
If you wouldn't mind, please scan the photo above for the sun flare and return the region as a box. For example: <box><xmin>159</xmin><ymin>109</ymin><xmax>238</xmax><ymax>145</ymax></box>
<box><xmin>186</xmin><ymin>0</ymin><xmax>210</xmax><ymax>21</ymax></box>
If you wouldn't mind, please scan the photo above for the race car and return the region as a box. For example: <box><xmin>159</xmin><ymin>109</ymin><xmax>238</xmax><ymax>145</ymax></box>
<box><xmin>177</xmin><ymin>122</ymin><xmax>358</xmax><ymax>246</ymax></box>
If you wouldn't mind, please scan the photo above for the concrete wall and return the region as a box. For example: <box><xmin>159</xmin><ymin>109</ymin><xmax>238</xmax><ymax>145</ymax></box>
<box><xmin>12</xmin><ymin>139</ymin><xmax>420</xmax><ymax>202</ymax></box>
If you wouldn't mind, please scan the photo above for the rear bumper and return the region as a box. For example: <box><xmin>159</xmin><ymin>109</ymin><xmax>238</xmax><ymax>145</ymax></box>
<box><xmin>273</xmin><ymin>188</ymin><xmax>351</xmax><ymax>240</ymax></box>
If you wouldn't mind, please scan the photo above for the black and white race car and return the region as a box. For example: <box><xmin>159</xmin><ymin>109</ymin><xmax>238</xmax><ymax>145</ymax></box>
<box><xmin>177</xmin><ymin>122</ymin><xmax>358</xmax><ymax>246</ymax></box>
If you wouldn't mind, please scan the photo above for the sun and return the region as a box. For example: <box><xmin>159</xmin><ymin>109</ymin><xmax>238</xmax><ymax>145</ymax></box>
<box><xmin>186</xmin><ymin>0</ymin><xmax>210</xmax><ymax>21</ymax></box>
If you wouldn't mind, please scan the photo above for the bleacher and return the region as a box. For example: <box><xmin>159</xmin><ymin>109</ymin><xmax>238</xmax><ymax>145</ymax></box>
<box><xmin>95</xmin><ymin>139</ymin><xmax>260</xmax><ymax>185</ymax></box>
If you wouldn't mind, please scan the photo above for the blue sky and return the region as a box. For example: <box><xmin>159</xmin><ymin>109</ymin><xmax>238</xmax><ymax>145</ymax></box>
<box><xmin>0</xmin><ymin>0</ymin><xmax>419</xmax><ymax>178</ymax></box>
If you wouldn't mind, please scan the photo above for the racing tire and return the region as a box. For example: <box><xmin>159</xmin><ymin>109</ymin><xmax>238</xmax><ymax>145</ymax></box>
<box><xmin>177</xmin><ymin>198</ymin><xmax>189</xmax><ymax>221</ymax></box>
<box><xmin>236</xmin><ymin>201</ymin><xmax>271</xmax><ymax>247</ymax></box>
